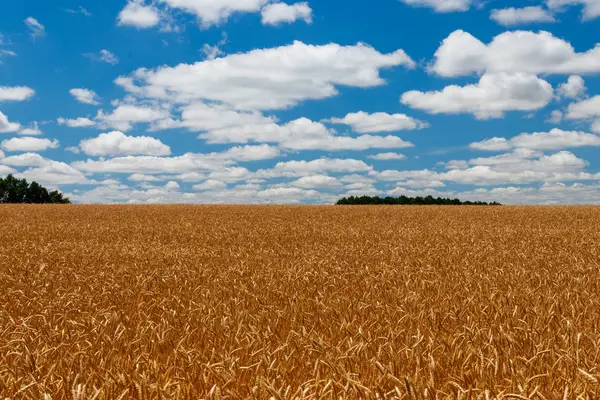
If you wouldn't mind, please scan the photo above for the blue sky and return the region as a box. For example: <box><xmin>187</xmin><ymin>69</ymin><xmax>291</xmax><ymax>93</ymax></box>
<box><xmin>1</xmin><ymin>0</ymin><xmax>600</xmax><ymax>204</ymax></box>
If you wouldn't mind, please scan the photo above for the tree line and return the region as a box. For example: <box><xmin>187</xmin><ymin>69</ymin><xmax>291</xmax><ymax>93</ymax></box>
<box><xmin>336</xmin><ymin>195</ymin><xmax>501</xmax><ymax>206</ymax></box>
<box><xmin>0</xmin><ymin>175</ymin><xmax>71</xmax><ymax>204</ymax></box>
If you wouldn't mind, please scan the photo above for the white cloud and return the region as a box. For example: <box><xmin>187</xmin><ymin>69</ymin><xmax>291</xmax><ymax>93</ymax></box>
<box><xmin>19</xmin><ymin>122</ymin><xmax>42</xmax><ymax>136</ymax></box>
<box><xmin>72</xmin><ymin>145</ymin><xmax>278</xmax><ymax>176</ymax></box>
<box><xmin>290</xmin><ymin>175</ymin><xmax>342</xmax><ymax>189</ymax></box>
<box><xmin>100</xmin><ymin>50</ymin><xmax>119</xmax><ymax>64</ymax></box>
<box><xmin>79</xmin><ymin>131</ymin><xmax>172</xmax><ymax>156</ymax></box>
<box><xmin>65</xmin><ymin>6</ymin><xmax>92</xmax><ymax>17</ymax></box>
<box><xmin>164</xmin><ymin>181</ymin><xmax>180</xmax><ymax>191</ymax></box>
<box><xmin>1</xmin><ymin>137</ymin><xmax>59</xmax><ymax>152</ymax></box>
<box><xmin>116</xmin><ymin>41</ymin><xmax>415</xmax><ymax>110</ymax></box>
<box><xmin>0</xmin><ymin>111</ymin><xmax>21</xmax><ymax>133</ymax></box>
<box><xmin>158</xmin><ymin>0</ymin><xmax>269</xmax><ymax>27</ymax></box>
<box><xmin>547</xmin><ymin>110</ymin><xmax>563</xmax><ymax>123</ymax></box>
<box><xmin>0</xmin><ymin>165</ymin><xmax>17</xmax><ymax>175</ymax></box>
<box><xmin>261</xmin><ymin>2</ymin><xmax>313</xmax><ymax>25</ymax></box>
<box><xmin>400</xmin><ymin>0</ymin><xmax>473</xmax><ymax>12</ymax></box>
<box><xmin>592</xmin><ymin>120</ymin><xmax>600</xmax><ymax>133</ymax></box>
<box><xmin>57</xmin><ymin>117</ymin><xmax>96</xmax><ymax>128</ymax></box>
<box><xmin>325</xmin><ymin>111</ymin><xmax>428</xmax><ymax>133</ymax></box>
<box><xmin>266</xmin><ymin>158</ymin><xmax>372</xmax><ymax>176</ymax></box>
<box><xmin>0</xmin><ymin>86</ymin><xmax>35</xmax><ymax>102</ymax></box>
<box><xmin>70</xmin><ymin>88</ymin><xmax>100</xmax><ymax>105</ymax></box>
<box><xmin>490</xmin><ymin>7</ymin><xmax>556</xmax><ymax>26</ymax></box>
<box><xmin>557</xmin><ymin>75</ymin><xmax>586</xmax><ymax>99</ymax></box>
<box><xmin>215</xmin><ymin>144</ymin><xmax>281</xmax><ymax>162</ymax></box>
<box><xmin>430</xmin><ymin>30</ymin><xmax>600</xmax><ymax>77</ymax></box>
<box><xmin>19</xmin><ymin>161</ymin><xmax>90</xmax><ymax>186</ymax></box>
<box><xmin>25</xmin><ymin>17</ymin><xmax>45</xmax><ymax>38</ymax></box>
<box><xmin>171</xmin><ymin>103</ymin><xmax>415</xmax><ymax>151</ymax></box>
<box><xmin>96</xmin><ymin>104</ymin><xmax>171</xmax><ymax>131</ymax></box>
<box><xmin>0</xmin><ymin>152</ymin><xmax>52</xmax><ymax>167</ymax></box>
<box><xmin>84</xmin><ymin>50</ymin><xmax>119</xmax><ymax>65</ymax></box>
<box><xmin>470</xmin><ymin>128</ymin><xmax>600</xmax><ymax>151</ymax></box>
<box><xmin>280</xmin><ymin>134</ymin><xmax>414</xmax><ymax>151</ymax></box>
<box><xmin>118</xmin><ymin>0</ymin><xmax>161</xmax><ymax>28</ymax></box>
<box><xmin>128</xmin><ymin>173</ymin><xmax>163</xmax><ymax>182</ymax></box>
<box><xmin>547</xmin><ymin>0</ymin><xmax>600</xmax><ymax>20</ymax></box>
<box><xmin>566</xmin><ymin>95</ymin><xmax>600</xmax><ymax>120</ymax></box>
<box><xmin>193</xmin><ymin>179</ymin><xmax>227</xmax><ymax>191</ymax></box>
<box><xmin>469</xmin><ymin>137</ymin><xmax>512</xmax><ymax>151</ymax></box>
<box><xmin>368</xmin><ymin>152</ymin><xmax>407</xmax><ymax>160</ymax></box>
<box><xmin>401</xmin><ymin>73</ymin><xmax>553</xmax><ymax>119</ymax></box>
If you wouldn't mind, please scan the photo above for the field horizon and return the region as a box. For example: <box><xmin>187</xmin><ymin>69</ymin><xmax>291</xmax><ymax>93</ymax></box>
<box><xmin>2</xmin><ymin>205</ymin><xmax>600</xmax><ymax>399</ymax></box>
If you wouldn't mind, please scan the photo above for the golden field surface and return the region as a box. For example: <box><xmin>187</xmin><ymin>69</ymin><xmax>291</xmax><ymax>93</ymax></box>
<box><xmin>1</xmin><ymin>205</ymin><xmax>600</xmax><ymax>399</ymax></box>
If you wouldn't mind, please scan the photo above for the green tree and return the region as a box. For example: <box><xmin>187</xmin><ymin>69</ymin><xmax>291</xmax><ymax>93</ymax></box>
<box><xmin>0</xmin><ymin>175</ymin><xmax>70</xmax><ymax>204</ymax></box>
<box><xmin>336</xmin><ymin>195</ymin><xmax>500</xmax><ymax>206</ymax></box>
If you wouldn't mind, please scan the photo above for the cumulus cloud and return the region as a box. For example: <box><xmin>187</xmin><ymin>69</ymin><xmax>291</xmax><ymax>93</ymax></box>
<box><xmin>325</xmin><ymin>111</ymin><xmax>428</xmax><ymax>133</ymax></box>
<box><xmin>70</xmin><ymin>88</ymin><xmax>101</xmax><ymax>105</ymax></box>
<box><xmin>0</xmin><ymin>111</ymin><xmax>21</xmax><ymax>133</ymax></box>
<box><xmin>19</xmin><ymin>161</ymin><xmax>91</xmax><ymax>186</ymax></box>
<box><xmin>118</xmin><ymin>0</ymin><xmax>161</xmax><ymax>28</ymax></box>
<box><xmin>290</xmin><ymin>175</ymin><xmax>342</xmax><ymax>189</ymax></box>
<box><xmin>547</xmin><ymin>0</ymin><xmax>600</xmax><ymax>20</ymax></box>
<box><xmin>193</xmin><ymin>179</ymin><xmax>228</xmax><ymax>191</ymax></box>
<box><xmin>25</xmin><ymin>17</ymin><xmax>45</xmax><ymax>38</ymax></box>
<box><xmin>72</xmin><ymin>145</ymin><xmax>278</xmax><ymax>175</ymax></box>
<box><xmin>78</xmin><ymin>131</ymin><xmax>172</xmax><ymax>156</ymax></box>
<box><xmin>430</xmin><ymin>30</ymin><xmax>600</xmax><ymax>77</ymax></box>
<box><xmin>19</xmin><ymin>122</ymin><xmax>42</xmax><ymax>136</ymax></box>
<box><xmin>368</xmin><ymin>152</ymin><xmax>407</xmax><ymax>160</ymax></box>
<box><xmin>116</xmin><ymin>41</ymin><xmax>415</xmax><ymax>110</ymax></box>
<box><xmin>470</xmin><ymin>129</ymin><xmax>600</xmax><ymax>151</ymax></box>
<box><xmin>0</xmin><ymin>86</ymin><xmax>35</xmax><ymax>102</ymax></box>
<box><xmin>57</xmin><ymin>117</ymin><xmax>96</xmax><ymax>128</ymax></box>
<box><xmin>158</xmin><ymin>0</ymin><xmax>269</xmax><ymax>27</ymax></box>
<box><xmin>169</xmin><ymin>103</ymin><xmax>415</xmax><ymax>151</ymax></box>
<box><xmin>266</xmin><ymin>158</ymin><xmax>373</xmax><ymax>176</ymax></box>
<box><xmin>490</xmin><ymin>7</ymin><xmax>556</xmax><ymax>26</ymax></box>
<box><xmin>0</xmin><ymin>152</ymin><xmax>52</xmax><ymax>167</ymax></box>
<box><xmin>400</xmin><ymin>0</ymin><xmax>473</xmax><ymax>12</ymax></box>
<box><xmin>401</xmin><ymin>73</ymin><xmax>553</xmax><ymax>119</ymax></box>
<box><xmin>378</xmin><ymin>150</ymin><xmax>591</xmax><ymax>187</ymax></box>
<box><xmin>261</xmin><ymin>2</ymin><xmax>312</xmax><ymax>25</ymax></box>
<box><xmin>1</xmin><ymin>137</ymin><xmax>59</xmax><ymax>152</ymax></box>
<box><xmin>557</xmin><ymin>75</ymin><xmax>586</xmax><ymax>99</ymax></box>
<box><xmin>566</xmin><ymin>95</ymin><xmax>600</xmax><ymax>119</ymax></box>
<box><xmin>84</xmin><ymin>50</ymin><xmax>119</xmax><ymax>65</ymax></box>
<box><xmin>96</xmin><ymin>104</ymin><xmax>172</xmax><ymax>131</ymax></box>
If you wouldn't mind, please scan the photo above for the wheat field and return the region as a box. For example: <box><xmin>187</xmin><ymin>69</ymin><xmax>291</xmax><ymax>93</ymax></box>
<box><xmin>1</xmin><ymin>205</ymin><xmax>599</xmax><ymax>399</ymax></box>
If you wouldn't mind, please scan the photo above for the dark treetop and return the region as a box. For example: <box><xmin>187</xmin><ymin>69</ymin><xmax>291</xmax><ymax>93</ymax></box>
<box><xmin>336</xmin><ymin>195</ymin><xmax>501</xmax><ymax>206</ymax></box>
<box><xmin>0</xmin><ymin>174</ymin><xmax>70</xmax><ymax>204</ymax></box>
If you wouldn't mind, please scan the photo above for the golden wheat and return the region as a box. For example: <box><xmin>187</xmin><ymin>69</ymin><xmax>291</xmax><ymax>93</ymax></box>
<box><xmin>1</xmin><ymin>205</ymin><xmax>599</xmax><ymax>399</ymax></box>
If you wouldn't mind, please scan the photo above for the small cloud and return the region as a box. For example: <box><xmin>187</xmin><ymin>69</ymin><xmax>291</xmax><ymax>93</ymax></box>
<box><xmin>65</xmin><ymin>146</ymin><xmax>81</xmax><ymax>154</ymax></box>
<box><xmin>83</xmin><ymin>50</ymin><xmax>119</xmax><ymax>65</ymax></box>
<box><xmin>70</xmin><ymin>88</ymin><xmax>101</xmax><ymax>105</ymax></box>
<box><xmin>24</xmin><ymin>17</ymin><xmax>46</xmax><ymax>38</ymax></box>
<box><xmin>117</xmin><ymin>0</ymin><xmax>161</xmax><ymax>29</ymax></box>
<box><xmin>547</xmin><ymin>110</ymin><xmax>563</xmax><ymax>124</ymax></box>
<box><xmin>65</xmin><ymin>6</ymin><xmax>92</xmax><ymax>17</ymax></box>
<box><xmin>201</xmin><ymin>32</ymin><xmax>227</xmax><ymax>60</ymax></box>
<box><xmin>19</xmin><ymin>122</ymin><xmax>42</xmax><ymax>136</ymax></box>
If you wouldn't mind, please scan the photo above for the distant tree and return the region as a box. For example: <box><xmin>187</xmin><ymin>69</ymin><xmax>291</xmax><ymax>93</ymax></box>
<box><xmin>336</xmin><ymin>195</ymin><xmax>500</xmax><ymax>206</ymax></box>
<box><xmin>0</xmin><ymin>175</ymin><xmax>70</xmax><ymax>204</ymax></box>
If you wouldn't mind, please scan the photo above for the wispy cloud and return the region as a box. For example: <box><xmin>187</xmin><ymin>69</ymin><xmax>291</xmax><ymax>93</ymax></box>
<box><xmin>24</xmin><ymin>17</ymin><xmax>46</xmax><ymax>38</ymax></box>
<box><xmin>83</xmin><ymin>49</ymin><xmax>119</xmax><ymax>65</ymax></box>
<box><xmin>65</xmin><ymin>6</ymin><xmax>92</xmax><ymax>17</ymax></box>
